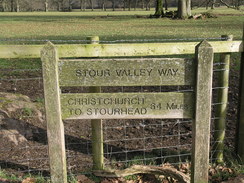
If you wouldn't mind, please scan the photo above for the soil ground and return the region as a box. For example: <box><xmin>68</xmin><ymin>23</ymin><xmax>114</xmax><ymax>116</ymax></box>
<box><xmin>0</xmin><ymin>59</ymin><xmax>241</xmax><ymax>182</ymax></box>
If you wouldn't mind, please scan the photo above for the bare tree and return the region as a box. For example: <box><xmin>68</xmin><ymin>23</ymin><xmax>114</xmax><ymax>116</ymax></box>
<box><xmin>55</xmin><ymin>0</ymin><xmax>63</xmax><ymax>11</ymax></box>
<box><xmin>112</xmin><ymin>0</ymin><xmax>115</xmax><ymax>10</ymax></box>
<box><xmin>123</xmin><ymin>0</ymin><xmax>126</xmax><ymax>10</ymax></box>
<box><xmin>10</xmin><ymin>0</ymin><xmax>14</xmax><ymax>12</ymax></box>
<box><xmin>128</xmin><ymin>0</ymin><xmax>131</xmax><ymax>10</ymax></box>
<box><xmin>204</xmin><ymin>0</ymin><xmax>240</xmax><ymax>10</ymax></box>
<box><xmin>101</xmin><ymin>0</ymin><xmax>106</xmax><ymax>11</ymax></box>
<box><xmin>211</xmin><ymin>0</ymin><xmax>216</xmax><ymax>9</ymax></box>
<box><xmin>134</xmin><ymin>0</ymin><xmax>138</xmax><ymax>10</ymax></box>
<box><xmin>206</xmin><ymin>0</ymin><xmax>217</xmax><ymax>9</ymax></box>
<box><xmin>80</xmin><ymin>0</ymin><xmax>87</xmax><ymax>11</ymax></box>
<box><xmin>44</xmin><ymin>0</ymin><xmax>48</xmax><ymax>12</ymax></box>
<box><xmin>68</xmin><ymin>0</ymin><xmax>72</xmax><ymax>11</ymax></box>
<box><xmin>141</xmin><ymin>0</ymin><xmax>144</xmax><ymax>9</ymax></box>
<box><xmin>145</xmin><ymin>0</ymin><xmax>151</xmax><ymax>10</ymax></box>
<box><xmin>219</xmin><ymin>0</ymin><xmax>239</xmax><ymax>9</ymax></box>
<box><xmin>0</xmin><ymin>0</ymin><xmax>6</xmax><ymax>12</ymax></box>
<box><xmin>90</xmin><ymin>0</ymin><xmax>94</xmax><ymax>11</ymax></box>
<box><xmin>236</xmin><ymin>0</ymin><xmax>241</xmax><ymax>9</ymax></box>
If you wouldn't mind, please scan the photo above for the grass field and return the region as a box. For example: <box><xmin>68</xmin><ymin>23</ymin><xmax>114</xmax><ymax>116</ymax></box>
<box><xmin>0</xmin><ymin>7</ymin><xmax>242</xmax><ymax>70</ymax></box>
<box><xmin>0</xmin><ymin>7</ymin><xmax>243</xmax><ymax>43</ymax></box>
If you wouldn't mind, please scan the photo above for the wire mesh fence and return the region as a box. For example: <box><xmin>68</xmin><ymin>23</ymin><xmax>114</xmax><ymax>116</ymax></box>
<box><xmin>0</xmin><ymin>37</ymin><xmax>240</xmax><ymax>179</ymax></box>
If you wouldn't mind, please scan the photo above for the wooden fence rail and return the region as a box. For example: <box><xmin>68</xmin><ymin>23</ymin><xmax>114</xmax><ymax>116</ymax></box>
<box><xmin>0</xmin><ymin>41</ymin><xmax>242</xmax><ymax>58</ymax></box>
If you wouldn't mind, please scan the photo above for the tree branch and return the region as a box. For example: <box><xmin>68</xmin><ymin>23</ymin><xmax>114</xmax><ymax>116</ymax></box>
<box><xmin>93</xmin><ymin>165</ymin><xmax>190</xmax><ymax>183</ymax></box>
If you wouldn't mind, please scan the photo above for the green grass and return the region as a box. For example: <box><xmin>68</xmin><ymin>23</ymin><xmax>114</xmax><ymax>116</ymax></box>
<box><xmin>0</xmin><ymin>169</ymin><xmax>20</xmax><ymax>181</ymax></box>
<box><xmin>0</xmin><ymin>7</ymin><xmax>242</xmax><ymax>70</ymax></box>
<box><xmin>0</xmin><ymin>169</ymin><xmax>90</xmax><ymax>183</ymax></box>
<box><xmin>0</xmin><ymin>7</ymin><xmax>243</xmax><ymax>43</ymax></box>
<box><xmin>0</xmin><ymin>58</ymin><xmax>41</xmax><ymax>69</ymax></box>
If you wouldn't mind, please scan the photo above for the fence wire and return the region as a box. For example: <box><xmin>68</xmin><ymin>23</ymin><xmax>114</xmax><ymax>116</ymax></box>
<box><xmin>0</xmin><ymin>38</ymin><xmax>239</xmax><ymax>179</ymax></box>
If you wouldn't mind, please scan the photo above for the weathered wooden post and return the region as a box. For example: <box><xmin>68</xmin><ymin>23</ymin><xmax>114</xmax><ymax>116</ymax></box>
<box><xmin>214</xmin><ymin>35</ymin><xmax>233</xmax><ymax>163</ymax></box>
<box><xmin>41</xmin><ymin>42</ymin><xmax>67</xmax><ymax>183</ymax></box>
<box><xmin>237</xmin><ymin>26</ymin><xmax>244</xmax><ymax>163</ymax></box>
<box><xmin>87</xmin><ymin>36</ymin><xmax>104</xmax><ymax>170</ymax></box>
<box><xmin>191</xmin><ymin>40</ymin><xmax>213</xmax><ymax>183</ymax></box>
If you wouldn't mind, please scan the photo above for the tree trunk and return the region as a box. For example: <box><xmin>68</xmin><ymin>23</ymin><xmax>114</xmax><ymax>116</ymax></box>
<box><xmin>11</xmin><ymin>0</ymin><xmax>14</xmax><ymax>12</ymax></box>
<box><xmin>236</xmin><ymin>0</ymin><xmax>240</xmax><ymax>10</ymax></box>
<box><xmin>0</xmin><ymin>0</ymin><xmax>5</xmax><ymax>12</ymax></box>
<box><xmin>16</xmin><ymin>0</ymin><xmax>20</xmax><ymax>12</ymax></box>
<box><xmin>84</xmin><ymin>0</ymin><xmax>87</xmax><ymax>11</ymax></box>
<box><xmin>134</xmin><ymin>0</ymin><xmax>138</xmax><ymax>10</ymax></box>
<box><xmin>101</xmin><ymin>0</ymin><xmax>105</xmax><ymax>11</ymax></box>
<box><xmin>128</xmin><ymin>0</ymin><xmax>131</xmax><ymax>10</ymax></box>
<box><xmin>206</xmin><ymin>0</ymin><xmax>209</xmax><ymax>9</ymax></box>
<box><xmin>69</xmin><ymin>0</ymin><xmax>72</xmax><ymax>11</ymax></box>
<box><xmin>154</xmin><ymin>0</ymin><xmax>164</xmax><ymax>17</ymax></box>
<box><xmin>141</xmin><ymin>0</ymin><xmax>144</xmax><ymax>9</ymax></box>
<box><xmin>80</xmin><ymin>0</ymin><xmax>87</xmax><ymax>11</ymax></box>
<box><xmin>123</xmin><ymin>0</ymin><xmax>126</xmax><ymax>11</ymax></box>
<box><xmin>44</xmin><ymin>0</ymin><xmax>48</xmax><ymax>12</ymax></box>
<box><xmin>164</xmin><ymin>0</ymin><xmax>168</xmax><ymax>10</ymax></box>
<box><xmin>90</xmin><ymin>0</ymin><xmax>94</xmax><ymax>11</ymax></box>
<box><xmin>112</xmin><ymin>0</ymin><xmax>115</xmax><ymax>11</ymax></box>
<box><xmin>57</xmin><ymin>1</ymin><xmax>62</xmax><ymax>11</ymax></box>
<box><xmin>177</xmin><ymin>0</ymin><xmax>187</xmax><ymax>19</ymax></box>
<box><xmin>211</xmin><ymin>0</ymin><xmax>216</xmax><ymax>9</ymax></box>
<box><xmin>146</xmin><ymin>0</ymin><xmax>151</xmax><ymax>10</ymax></box>
<box><xmin>186</xmin><ymin>0</ymin><xmax>191</xmax><ymax>16</ymax></box>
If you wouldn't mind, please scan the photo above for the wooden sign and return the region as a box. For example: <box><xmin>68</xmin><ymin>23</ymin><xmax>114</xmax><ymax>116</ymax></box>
<box><xmin>61</xmin><ymin>92</ymin><xmax>194</xmax><ymax>119</ymax></box>
<box><xmin>41</xmin><ymin>40</ymin><xmax>214</xmax><ymax>183</ymax></box>
<box><xmin>59</xmin><ymin>58</ymin><xmax>195</xmax><ymax>86</ymax></box>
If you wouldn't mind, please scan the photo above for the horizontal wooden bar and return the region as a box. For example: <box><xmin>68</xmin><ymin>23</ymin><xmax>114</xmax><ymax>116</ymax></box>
<box><xmin>61</xmin><ymin>92</ymin><xmax>194</xmax><ymax>119</ymax></box>
<box><xmin>59</xmin><ymin>58</ymin><xmax>195</xmax><ymax>87</ymax></box>
<box><xmin>0</xmin><ymin>41</ymin><xmax>242</xmax><ymax>58</ymax></box>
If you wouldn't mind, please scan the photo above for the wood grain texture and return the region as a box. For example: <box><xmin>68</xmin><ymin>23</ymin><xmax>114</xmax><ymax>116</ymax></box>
<box><xmin>41</xmin><ymin>42</ymin><xmax>67</xmax><ymax>183</ymax></box>
<box><xmin>61</xmin><ymin>92</ymin><xmax>194</xmax><ymax>119</ymax></box>
<box><xmin>87</xmin><ymin>36</ymin><xmax>104</xmax><ymax>171</ymax></box>
<box><xmin>94</xmin><ymin>165</ymin><xmax>190</xmax><ymax>183</ymax></box>
<box><xmin>191</xmin><ymin>40</ymin><xmax>213</xmax><ymax>183</ymax></box>
<box><xmin>0</xmin><ymin>41</ymin><xmax>242</xmax><ymax>58</ymax></box>
<box><xmin>59</xmin><ymin>58</ymin><xmax>195</xmax><ymax>86</ymax></box>
<box><xmin>214</xmin><ymin>35</ymin><xmax>233</xmax><ymax>163</ymax></box>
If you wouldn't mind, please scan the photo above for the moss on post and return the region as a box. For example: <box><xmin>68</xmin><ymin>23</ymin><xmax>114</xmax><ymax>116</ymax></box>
<box><xmin>87</xmin><ymin>36</ymin><xmax>104</xmax><ymax>170</ymax></box>
<box><xmin>0</xmin><ymin>41</ymin><xmax>242</xmax><ymax>58</ymax></box>
<box><xmin>214</xmin><ymin>35</ymin><xmax>233</xmax><ymax>163</ymax></box>
<box><xmin>41</xmin><ymin>42</ymin><xmax>67</xmax><ymax>183</ymax></box>
<box><xmin>191</xmin><ymin>40</ymin><xmax>213</xmax><ymax>183</ymax></box>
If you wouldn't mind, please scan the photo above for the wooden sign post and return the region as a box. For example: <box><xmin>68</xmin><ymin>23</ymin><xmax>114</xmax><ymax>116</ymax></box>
<box><xmin>192</xmin><ymin>41</ymin><xmax>213</xmax><ymax>183</ymax></box>
<box><xmin>41</xmin><ymin>40</ymin><xmax>213</xmax><ymax>183</ymax></box>
<box><xmin>41</xmin><ymin>42</ymin><xmax>67</xmax><ymax>183</ymax></box>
